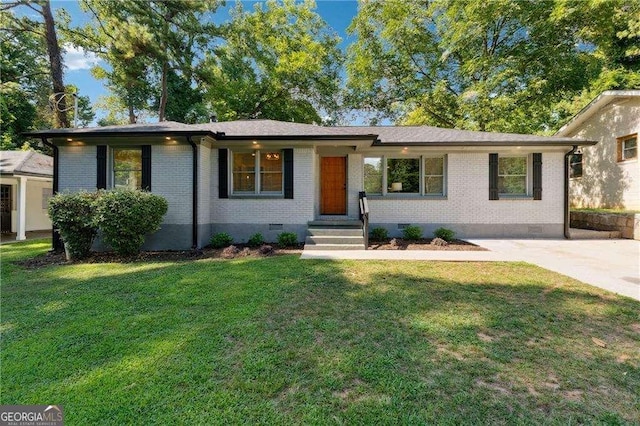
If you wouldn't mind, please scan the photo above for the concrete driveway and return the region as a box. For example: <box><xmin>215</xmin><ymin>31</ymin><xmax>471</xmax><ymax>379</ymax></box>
<box><xmin>469</xmin><ymin>239</ymin><xmax>640</xmax><ymax>301</ymax></box>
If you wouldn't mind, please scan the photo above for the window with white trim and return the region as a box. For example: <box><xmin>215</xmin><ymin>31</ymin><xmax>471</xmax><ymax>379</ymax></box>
<box><xmin>363</xmin><ymin>155</ymin><xmax>446</xmax><ymax>196</ymax></box>
<box><xmin>498</xmin><ymin>156</ymin><xmax>527</xmax><ymax>195</ymax></box>
<box><xmin>232</xmin><ymin>150</ymin><xmax>283</xmax><ymax>195</ymax></box>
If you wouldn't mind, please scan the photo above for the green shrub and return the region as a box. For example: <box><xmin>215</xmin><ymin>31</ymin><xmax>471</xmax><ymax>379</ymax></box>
<box><xmin>247</xmin><ymin>233</ymin><xmax>265</xmax><ymax>248</ymax></box>
<box><xmin>94</xmin><ymin>189</ymin><xmax>168</xmax><ymax>256</ymax></box>
<box><xmin>433</xmin><ymin>227</ymin><xmax>456</xmax><ymax>242</ymax></box>
<box><xmin>370</xmin><ymin>227</ymin><xmax>389</xmax><ymax>241</ymax></box>
<box><xmin>210</xmin><ymin>232</ymin><xmax>234</xmax><ymax>249</ymax></box>
<box><xmin>277</xmin><ymin>232</ymin><xmax>298</xmax><ymax>248</ymax></box>
<box><xmin>48</xmin><ymin>191</ymin><xmax>100</xmax><ymax>260</ymax></box>
<box><xmin>402</xmin><ymin>225</ymin><xmax>423</xmax><ymax>240</ymax></box>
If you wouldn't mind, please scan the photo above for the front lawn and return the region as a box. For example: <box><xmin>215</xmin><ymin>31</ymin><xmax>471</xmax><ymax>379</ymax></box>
<box><xmin>1</xmin><ymin>241</ymin><xmax>639</xmax><ymax>424</ymax></box>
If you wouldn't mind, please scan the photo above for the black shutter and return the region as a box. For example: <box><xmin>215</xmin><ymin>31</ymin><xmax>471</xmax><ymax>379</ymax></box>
<box><xmin>284</xmin><ymin>148</ymin><xmax>294</xmax><ymax>199</ymax></box>
<box><xmin>141</xmin><ymin>145</ymin><xmax>151</xmax><ymax>191</ymax></box>
<box><xmin>219</xmin><ymin>148</ymin><xmax>228</xmax><ymax>199</ymax></box>
<box><xmin>97</xmin><ymin>145</ymin><xmax>107</xmax><ymax>189</ymax></box>
<box><xmin>489</xmin><ymin>153</ymin><xmax>499</xmax><ymax>200</ymax></box>
<box><xmin>533</xmin><ymin>153</ymin><xmax>542</xmax><ymax>200</ymax></box>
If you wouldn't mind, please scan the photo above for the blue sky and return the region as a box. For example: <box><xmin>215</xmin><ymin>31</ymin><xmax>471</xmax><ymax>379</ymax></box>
<box><xmin>44</xmin><ymin>0</ymin><xmax>360</xmax><ymax>124</ymax></box>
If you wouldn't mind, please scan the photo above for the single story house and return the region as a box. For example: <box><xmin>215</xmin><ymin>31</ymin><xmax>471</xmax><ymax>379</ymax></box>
<box><xmin>26</xmin><ymin>120</ymin><xmax>594</xmax><ymax>250</ymax></box>
<box><xmin>0</xmin><ymin>150</ymin><xmax>53</xmax><ymax>240</ymax></box>
<box><xmin>556</xmin><ymin>90</ymin><xmax>640</xmax><ymax>210</ymax></box>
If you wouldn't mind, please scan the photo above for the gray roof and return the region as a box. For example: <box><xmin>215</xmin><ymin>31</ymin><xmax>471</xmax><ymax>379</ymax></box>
<box><xmin>24</xmin><ymin>119</ymin><xmax>594</xmax><ymax>146</ymax></box>
<box><xmin>0</xmin><ymin>151</ymin><xmax>53</xmax><ymax>177</ymax></box>
<box><xmin>335</xmin><ymin>125</ymin><xmax>583</xmax><ymax>145</ymax></box>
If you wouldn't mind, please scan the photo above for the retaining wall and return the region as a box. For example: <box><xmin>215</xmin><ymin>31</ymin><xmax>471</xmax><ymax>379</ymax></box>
<box><xmin>570</xmin><ymin>211</ymin><xmax>640</xmax><ymax>240</ymax></box>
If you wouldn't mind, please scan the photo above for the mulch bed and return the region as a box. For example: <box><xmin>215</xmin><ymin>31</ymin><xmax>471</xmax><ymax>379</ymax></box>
<box><xmin>369</xmin><ymin>238</ymin><xmax>487</xmax><ymax>251</ymax></box>
<box><xmin>14</xmin><ymin>244</ymin><xmax>304</xmax><ymax>270</ymax></box>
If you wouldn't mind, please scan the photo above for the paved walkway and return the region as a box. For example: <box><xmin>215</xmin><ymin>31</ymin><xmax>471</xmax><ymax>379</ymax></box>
<box><xmin>301</xmin><ymin>239</ymin><xmax>640</xmax><ymax>301</ymax></box>
<box><xmin>0</xmin><ymin>230</ymin><xmax>51</xmax><ymax>244</ymax></box>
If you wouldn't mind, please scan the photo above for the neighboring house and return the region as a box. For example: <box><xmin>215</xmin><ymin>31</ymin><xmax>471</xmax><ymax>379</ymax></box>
<box><xmin>25</xmin><ymin>120</ymin><xmax>593</xmax><ymax>250</ymax></box>
<box><xmin>556</xmin><ymin>90</ymin><xmax>640</xmax><ymax>210</ymax></box>
<box><xmin>0</xmin><ymin>151</ymin><xmax>53</xmax><ymax>240</ymax></box>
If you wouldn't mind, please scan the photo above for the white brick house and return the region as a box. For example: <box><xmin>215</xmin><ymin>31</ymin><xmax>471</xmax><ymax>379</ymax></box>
<box><xmin>26</xmin><ymin>120</ymin><xmax>594</xmax><ymax>250</ymax></box>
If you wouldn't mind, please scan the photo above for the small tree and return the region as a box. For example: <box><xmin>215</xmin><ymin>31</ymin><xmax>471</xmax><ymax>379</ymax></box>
<box><xmin>94</xmin><ymin>189</ymin><xmax>168</xmax><ymax>256</ymax></box>
<box><xmin>48</xmin><ymin>191</ymin><xmax>100</xmax><ymax>260</ymax></box>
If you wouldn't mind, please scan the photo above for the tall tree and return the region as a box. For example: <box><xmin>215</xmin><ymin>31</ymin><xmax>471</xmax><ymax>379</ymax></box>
<box><xmin>2</xmin><ymin>0</ymin><xmax>70</xmax><ymax>128</ymax></box>
<box><xmin>198</xmin><ymin>0</ymin><xmax>343</xmax><ymax>123</ymax></box>
<box><xmin>68</xmin><ymin>0</ymin><xmax>221</xmax><ymax>123</ymax></box>
<box><xmin>345</xmin><ymin>0</ymin><xmax>638</xmax><ymax>133</ymax></box>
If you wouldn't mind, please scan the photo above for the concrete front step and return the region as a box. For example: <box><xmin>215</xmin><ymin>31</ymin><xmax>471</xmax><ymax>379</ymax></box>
<box><xmin>304</xmin><ymin>220</ymin><xmax>366</xmax><ymax>251</ymax></box>
<box><xmin>303</xmin><ymin>243</ymin><xmax>366</xmax><ymax>250</ymax></box>
<box><xmin>307</xmin><ymin>228</ymin><xmax>364</xmax><ymax>237</ymax></box>
<box><xmin>570</xmin><ymin>228</ymin><xmax>623</xmax><ymax>239</ymax></box>
<box><xmin>305</xmin><ymin>235</ymin><xmax>365</xmax><ymax>245</ymax></box>
<box><xmin>308</xmin><ymin>220</ymin><xmax>362</xmax><ymax>228</ymax></box>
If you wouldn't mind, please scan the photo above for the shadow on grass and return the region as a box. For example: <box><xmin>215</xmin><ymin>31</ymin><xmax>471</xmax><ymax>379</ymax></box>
<box><xmin>1</xmin><ymin>255</ymin><xmax>639</xmax><ymax>424</ymax></box>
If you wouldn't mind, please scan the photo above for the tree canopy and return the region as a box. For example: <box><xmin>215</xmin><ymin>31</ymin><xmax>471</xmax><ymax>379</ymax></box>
<box><xmin>1</xmin><ymin>4</ymin><xmax>93</xmax><ymax>150</ymax></box>
<box><xmin>346</xmin><ymin>0</ymin><xmax>640</xmax><ymax>133</ymax></box>
<box><xmin>198</xmin><ymin>0</ymin><xmax>342</xmax><ymax>123</ymax></box>
<box><xmin>2</xmin><ymin>0</ymin><xmax>639</xmax><ymax>143</ymax></box>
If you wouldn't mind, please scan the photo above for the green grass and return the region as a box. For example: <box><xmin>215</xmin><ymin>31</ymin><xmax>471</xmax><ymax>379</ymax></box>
<box><xmin>2</xmin><ymin>241</ymin><xmax>639</xmax><ymax>424</ymax></box>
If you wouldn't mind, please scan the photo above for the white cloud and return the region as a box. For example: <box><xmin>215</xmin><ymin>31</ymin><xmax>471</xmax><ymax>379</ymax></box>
<box><xmin>63</xmin><ymin>44</ymin><xmax>100</xmax><ymax>71</ymax></box>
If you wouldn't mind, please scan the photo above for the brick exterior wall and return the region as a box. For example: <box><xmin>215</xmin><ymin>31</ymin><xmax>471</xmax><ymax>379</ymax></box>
<box><xmin>567</xmin><ymin>97</ymin><xmax>640</xmax><ymax>210</ymax></box>
<box><xmin>58</xmin><ymin>145</ymin><xmax>97</xmax><ymax>191</ymax></box>
<box><xmin>151</xmin><ymin>144</ymin><xmax>193</xmax><ymax>225</ymax></box>
<box><xmin>358</xmin><ymin>151</ymin><xmax>566</xmax><ymax>237</ymax></box>
<box><xmin>56</xmin><ymin>141</ymin><xmax>568</xmax><ymax>246</ymax></box>
<box><xmin>209</xmin><ymin>146</ymin><xmax>316</xmax><ymax>242</ymax></box>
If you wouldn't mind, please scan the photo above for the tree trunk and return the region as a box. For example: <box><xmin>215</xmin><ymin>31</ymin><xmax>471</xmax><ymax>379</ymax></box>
<box><xmin>158</xmin><ymin>61</ymin><xmax>168</xmax><ymax>122</ymax></box>
<box><xmin>128</xmin><ymin>102</ymin><xmax>136</xmax><ymax>124</ymax></box>
<box><xmin>42</xmin><ymin>0</ymin><xmax>69</xmax><ymax>128</ymax></box>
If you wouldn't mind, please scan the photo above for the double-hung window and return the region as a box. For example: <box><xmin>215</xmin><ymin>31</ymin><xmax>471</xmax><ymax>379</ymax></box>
<box><xmin>113</xmin><ymin>148</ymin><xmax>142</xmax><ymax>190</ymax></box>
<box><xmin>618</xmin><ymin>134</ymin><xmax>637</xmax><ymax>162</ymax></box>
<box><xmin>363</xmin><ymin>155</ymin><xmax>446</xmax><ymax>196</ymax></box>
<box><xmin>498</xmin><ymin>156</ymin><xmax>527</xmax><ymax>195</ymax></box>
<box><xmin>232</xmin><ymin>150</ymin><xmax>283</xmax><ymax>195</ymax></box>
<box><xmin>570</xmin><ymin>153</ymin><xmax>583</xmax><ymax>178</ymax></box>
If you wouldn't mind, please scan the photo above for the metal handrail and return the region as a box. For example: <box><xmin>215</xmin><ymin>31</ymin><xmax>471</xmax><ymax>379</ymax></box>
<box><xmin>359</xmin><ymin>191</ymin><xmax>369</xmax><ymax>250</ymax></box>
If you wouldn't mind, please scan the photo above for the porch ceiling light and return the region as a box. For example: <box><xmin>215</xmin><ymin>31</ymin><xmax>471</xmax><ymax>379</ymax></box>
<box><xmin>265</xmin><ymin>152</ymin><xmax>280</xmax><ymax>161</ymax></box>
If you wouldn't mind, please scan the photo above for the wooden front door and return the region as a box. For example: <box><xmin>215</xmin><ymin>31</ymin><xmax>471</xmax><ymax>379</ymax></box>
<box><xmin>321</xmin><ymin>157</ymin><xmax>347</xmax><ymax>215</ymax></box>
<box><xmin>1</xmin><ymin>185</ymin><xmax>11</xmax><ymax>233</ymax></box>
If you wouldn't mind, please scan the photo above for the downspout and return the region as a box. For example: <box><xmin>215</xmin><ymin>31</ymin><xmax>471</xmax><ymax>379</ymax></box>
<box><xmin>564</xmin><ymin>145</ymin><xmax>578</xmax><ymax>239</ymax></box>
<box><xmin>187</xmin><ymin>136</ymin><xmax>198</xmax><ymax>249</ymax></box>
<box><xmin>40</xmin><ymin>137</ymin><xmax>62</xmax><ymax>251</ymax></box>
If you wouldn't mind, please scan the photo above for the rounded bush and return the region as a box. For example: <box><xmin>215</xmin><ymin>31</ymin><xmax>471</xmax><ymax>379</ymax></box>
<box><xmin>433</xmin><ymin>227</ymin><xmax>456</xmax><ymax>242</ymax></box>
<box><xmin>211</xmin><ymin>232</ymin><xmax>234</xmax><ymax>249</ymax></box>
<box><xmin>94</xmin><ymin>189</ymin><xmax>168</xmax><ymax>256</ymax></box>
<box><xmin>402</xmin><ymin>225</ymin><xmax>423</xmax><ymax>240</ymax></box>
<box><xmin>369</xmin><ymin>227</ymin><xmax>389</xmax><ymax>241</ymax></box>
<box><xmin>247</xmin><ymin>233</ymin><xmax>265</xmax><ymax>248</ymax></box>
<box><xmin>277</xmin><ymin>232</ymin><xmax>298</xmax><ymax>248</ymax></box>
<box><xmin>48</xmin><ymin>191</ymin><xmax>100</xmax><ymax>260</ymax></box>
